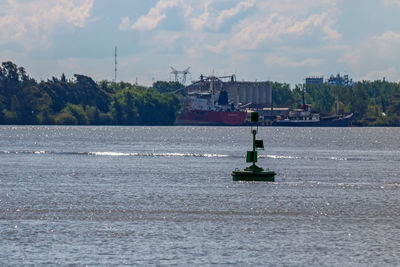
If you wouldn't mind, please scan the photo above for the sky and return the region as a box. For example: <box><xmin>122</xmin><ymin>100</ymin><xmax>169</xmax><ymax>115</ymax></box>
<box><xmin>1</xmin><ymin>0</ymin><xmax>400</xmax><ymax>87</ymax></box>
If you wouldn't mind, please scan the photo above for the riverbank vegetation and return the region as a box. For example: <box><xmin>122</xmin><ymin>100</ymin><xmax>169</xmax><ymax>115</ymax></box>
<box><xmin>1</xmin><ymin>61</ymin><xmax>400</xmax><ymax>126</ymax></box>
<box><xmin>0</xmin><ymin>61</ymin><xmax>181</xmax><ymax>125</ymax></box>
<box><xmin>271</xmin><ymin>80</ymin><xmax>400</xmax><ymax>126</ymax></box>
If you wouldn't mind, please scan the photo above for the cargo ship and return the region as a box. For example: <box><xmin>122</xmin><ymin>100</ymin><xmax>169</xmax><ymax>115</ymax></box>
<box><xmin>175</xmin><ymin>75</ymin><xmax>246</xmax><ymax>126</ymax></box>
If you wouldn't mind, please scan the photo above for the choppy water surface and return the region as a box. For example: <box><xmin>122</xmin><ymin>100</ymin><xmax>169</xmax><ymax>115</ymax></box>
<box><xmin>0</xmin><ymin>126</ymin><xmax>399</xmax><ymax>266</ymax></box>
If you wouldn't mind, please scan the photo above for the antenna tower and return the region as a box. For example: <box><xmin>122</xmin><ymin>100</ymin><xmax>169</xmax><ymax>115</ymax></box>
<box><xmin>114</xmin><ymin>46</ymin><xmax>117</xmax><ymax>82</ymax></box>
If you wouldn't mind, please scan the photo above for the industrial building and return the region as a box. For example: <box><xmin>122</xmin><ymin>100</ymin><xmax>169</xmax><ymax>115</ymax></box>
<box><xmin>225</xmin><ymin>81</ymin><xmax>272</xmax><ymax>107</ymax></box>
<box><xmin>305</xmin><ymin>74</ymin><xmax>354</xmax><ymax>87</ymax></box>
<box><xmin>327</xmin><ymin>74</ymin><xmax>354</xmax><ymax>87</ymax></box>
<box><xmin>305</xmin><ymin>76</ymin><xmax>324</xmax><ymax>85</ymax></box>
<box><xmin>184</xmin><ymin>77</ymin><xmax>272</xmax><ymax>108</ymax></box>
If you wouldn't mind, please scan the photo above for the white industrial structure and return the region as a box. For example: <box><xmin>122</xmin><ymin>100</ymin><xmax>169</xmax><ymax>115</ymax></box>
<box><xmin>183</xmin><ymin>75</ymin><xmax>272</xmax><ymax>108</ymax></box>
<box><xmin>227</xmin><ymin>82</ymin><xmax>272</xmax><ymax>107</ymax></box>
<box><xmin>170</xmin><ymin>66</ymin><xmax>191</xmax><ymax>84</ymax></box>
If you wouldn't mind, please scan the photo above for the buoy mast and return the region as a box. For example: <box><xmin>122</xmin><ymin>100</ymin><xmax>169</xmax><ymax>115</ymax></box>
<box><xmin>232</xmin><ymin>112</ymin><xmax>276</xmax><ymax>182</ymax></box>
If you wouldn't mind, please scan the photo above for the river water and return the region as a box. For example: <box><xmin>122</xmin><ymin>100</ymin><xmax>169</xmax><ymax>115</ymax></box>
<box><xmin>0</xmin><ymin>126</ymin><xmax>399</xmax><ymax>266</ymax></box>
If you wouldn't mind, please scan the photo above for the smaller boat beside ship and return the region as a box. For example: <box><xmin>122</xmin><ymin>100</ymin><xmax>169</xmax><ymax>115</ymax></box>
<box><xmin>272</xmin><ymin>104</ymin><xmax>353</xmax><ymax>127</ymax></box>
<box><xmin>272</xmin><ymin>87</ymin><xmax>353</xmax><ymax>127</ymax></box>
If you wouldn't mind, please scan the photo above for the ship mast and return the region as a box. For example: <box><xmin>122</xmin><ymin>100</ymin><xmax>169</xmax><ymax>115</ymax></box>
<box><xmin>210</xmin><ymin>75</ymin><xmax>215</xmax><ymax>110</ymax></box>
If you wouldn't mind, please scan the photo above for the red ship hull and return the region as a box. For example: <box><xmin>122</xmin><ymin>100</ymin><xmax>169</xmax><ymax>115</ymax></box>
<box><xmin>175</xmin><ymin>110</ymin><xmax>246</xmax><ymax>126</ymax></box>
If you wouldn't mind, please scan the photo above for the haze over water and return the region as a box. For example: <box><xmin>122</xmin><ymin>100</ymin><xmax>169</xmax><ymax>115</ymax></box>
<box><xmin>0</xmin><ymin>126</ymin><xmax>399</xmax><ymax>265</ymax></box>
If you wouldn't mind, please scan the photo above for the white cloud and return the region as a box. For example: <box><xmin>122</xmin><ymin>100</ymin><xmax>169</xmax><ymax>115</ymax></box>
<box><xmin>153</xmin><ymin>31</ymin><xmax>182</xmax><ymax>51</ymax></box>
<box><xmin>360</xmin><ymin>67</ymin><xmax>398</xmax><ymax>81</ymax></box>
<box><xmin>338</xmin><ymin>31</ymin><xmax>400</xmax><ymax>81</ymax></box>
<box><xmin>123</xmin><ymin>0</ymin><xmax>341</xmax><ymax>53</ymax></box>
<box><xmin>381</xmin><ymin>0</ymin><xmax>400</xmax><ymax>8</ymax></box>
<box><xmin>338</xmin><ymin>48</ymin><xmax>361</xmax><ymax>67</ymax></box>
<box><xmin>0</xmin><ymin>0</ymin><xmax>94</xmax><ymax>46</ymax></box>
<box><xmin>377</xmin><ymin>30</ymin><xmax>400</xmax><ymax>42</ymax></box>
<box><xmin>209</xmin><ymin>7</ymin><xmax>340</xmax><ymax>53</ymax></box>
<box><xmin>286</xmin><ymin>13</ymin><xmax>326</xmax><ymax>35</ymax></box>
<box><xmin>373</xmin><ymin>31</ymin><xmax>400</xmax><ymax>59</ymax></box>
<box><xmin>117</xmin><ymin>0</ymin><xmax>343</xmax><ymax>85</ymax></box>
<box><xmin>189</xmin><ymin>1</ymin><xmax>212</xmax><ymax>31</ymax></box>
<box><xmin>190</xmin><ymin>0</ymin><xmax>256</xmax><ymax>31</ymax></box>
<box><xmin>365</xmin><ymin>31</ymin><xmax>400</xmax><ymax>59</ymax></box>
<box><xmin>266</xmin><ymin>55</ymin><xmax>324</xmax><ymax>68</ymax></box>
<box><xmin>118</xmin><ymin>17</ymin><xmax>133</xmax><ymax>31</ymax></box>
<box><xmin>131</xmin><ymin>0</ymin><xmax>183</xmax><ymax>31</ymax></box>
<box><xmin>5</xmin><ymin>1</ymin><xmax>400</xmax><ymax>87</ymax></box>
<box><xmin>215</xmin><ymin>1</ymin><xmax>256</xmax><ymax>28</ymax></box>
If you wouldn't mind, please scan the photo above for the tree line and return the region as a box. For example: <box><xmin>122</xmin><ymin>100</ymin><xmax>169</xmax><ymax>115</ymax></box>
<box><xmin>0</xmin><ymin>61</ymin><xmax>182</xmax><ymax>125</ymax></box>
<box><xmin>1</xmin><ymin>61</ymin><xmax>400</xmax><ymax>126</ymax></box>
<box><xmin>271</xmin><ymin>80</ymin><xmax>400</xmax><ymax>126</ymax></box>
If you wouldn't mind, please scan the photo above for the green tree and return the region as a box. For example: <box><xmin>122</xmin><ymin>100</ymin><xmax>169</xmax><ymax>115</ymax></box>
<box><xmin>271</xmin><ymin>82</ymin><xmax>295</xmax><ymax>107</ymax></box>
<box><xmin>111</xmin><ymin>97</ymin><xmax>124</xmax><ymax>125</ymax></box>
<box><xmin>62</xmin><ymin>103</ymin><xmax>88</xmax><ymax>125</ymax></box>
<box><xmin>152</xmin><ymin>81</ymin><xmax>184</xmax><ymax>94</ymax></box>
<box><xmin>55</xmin><ymin>112</ymin><xmax>78</xmax><ymax>125</ymax></box>
<box><xmin>124</xmin><ymin>91</ymin><xmax>139</xmax><ymax>125</ymax></box>
<box><xmin>351</xmin><ymin>84</ymin><xmax>368</xmax><ymax>120</ymax></box>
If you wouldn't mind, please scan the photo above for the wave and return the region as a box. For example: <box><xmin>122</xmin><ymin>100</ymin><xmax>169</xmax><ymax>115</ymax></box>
<box><xmin>0</xmin><ymin>150</ymin><xmax>376</xmax><ymax>162</ymax></box>
<box><xmin>259</xmin><ymin>155</ymin><xmax>301</xmax><ymax>160</ymax></box>
<box><xmin>0</xmin><ymin>150</ymin><xmax>229</xmax><ymax>158</ymax></box>
<box><xmin>88</xmin><ymin>152</ymin><xmax>229</xmax><ymax>158</ymax></box>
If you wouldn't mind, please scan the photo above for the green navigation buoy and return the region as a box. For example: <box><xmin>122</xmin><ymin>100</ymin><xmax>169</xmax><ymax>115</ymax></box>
<box><xmin>232</xmin><ymin>112</ymin><xmax>276</xmax><ymax>182</ymax></box>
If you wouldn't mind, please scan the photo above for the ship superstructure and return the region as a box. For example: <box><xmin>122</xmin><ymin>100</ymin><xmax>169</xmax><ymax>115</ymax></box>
<box><xmin>175</xmin><ymin>75</ymin><xmax>246</xmax><ymax>126</ymax></box>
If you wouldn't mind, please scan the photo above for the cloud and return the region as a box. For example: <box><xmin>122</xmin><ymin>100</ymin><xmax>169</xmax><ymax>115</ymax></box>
<box><xmin>189</xmin><ymin>1</ymin><xmax>212</xmax><ymax>31</ymax></box>
<box><xmin>0</xmin><ymin>0</ymin><xmax>94</xmax><ymax>46</ymax></box>
<box><xmin>284</xmin><ymin>11</ymin><xmax>340</xmax><ymax>40</ymax></box>
<box><xmin>216</xmin><ymin>0</ymin><xmax>256</xmax><ymax>27</ymax></box>
<box><xmin>209</xmin><ymin>7</ymin><xmax>340</xmax><ymax>53</ymax></box>
<box><xmin>286</xmin><ymin>13</ymin><xmax>327</xmax><ymax>35</ymax></box>
<box><xmin>338</xmin><ymin>31</ymin><xmax>400</xmax><ymax>81</ymax></box>
<box><xmin>118</xmin><ymin>17</ymin><xmax>133</xmax><ymax>31</ymax></box>
<box><xmin>377</xmin><ymin>30</ymin><xmax>400</xmax><ymax>43</ymax></box>
<box><xmin>381</xmin><ymin>0</ymin><xmax>400</xmax><ymax>8</ymax></box>
<box><xmin>365</xmin><ymin>31</ymin><xmax>400</xmax><ymax>59</ymax></box>
<box><xmin>190</xmin><ymin>0</ymin><xmax>256</xmax><ymax>31</ymax></box>
<box><xmin>266</xmin><ymin>55</ymin><xmax>324</xmax><ymax>68</ymax></box>
<box><xmin>371</xmin><ymin>31</ymin><xmax>400</xmax><ymax>59</ymax></box>
<box><xmin>360</xmin><ymin>67</ymin><xmax>398</xmax><ymax>81</ymax></box>
<box><xmin>337</xmin><ymin>48</ymin><xmax>361</xmax><ymax>67</ymax></box>
<box><xmin>126</xmin><ymin>0</ymin><xmax>341</xmax><ymax>54</ymax></box>
<box><xmin>153</xmin><ymin>31</ymin><xmax>182</xmax><ymax>51</ymax></box>
<box><xmin>130</xmin><ymin>0</ymin><xmax>183</xmax><ymax>31</ymax></box>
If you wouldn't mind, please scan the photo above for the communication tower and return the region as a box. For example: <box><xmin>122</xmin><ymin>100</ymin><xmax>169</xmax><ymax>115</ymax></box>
<box><xmin>114</xmin><ymin>46</ymin><xmax>117</xmax><ymax>82</ymax></box>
